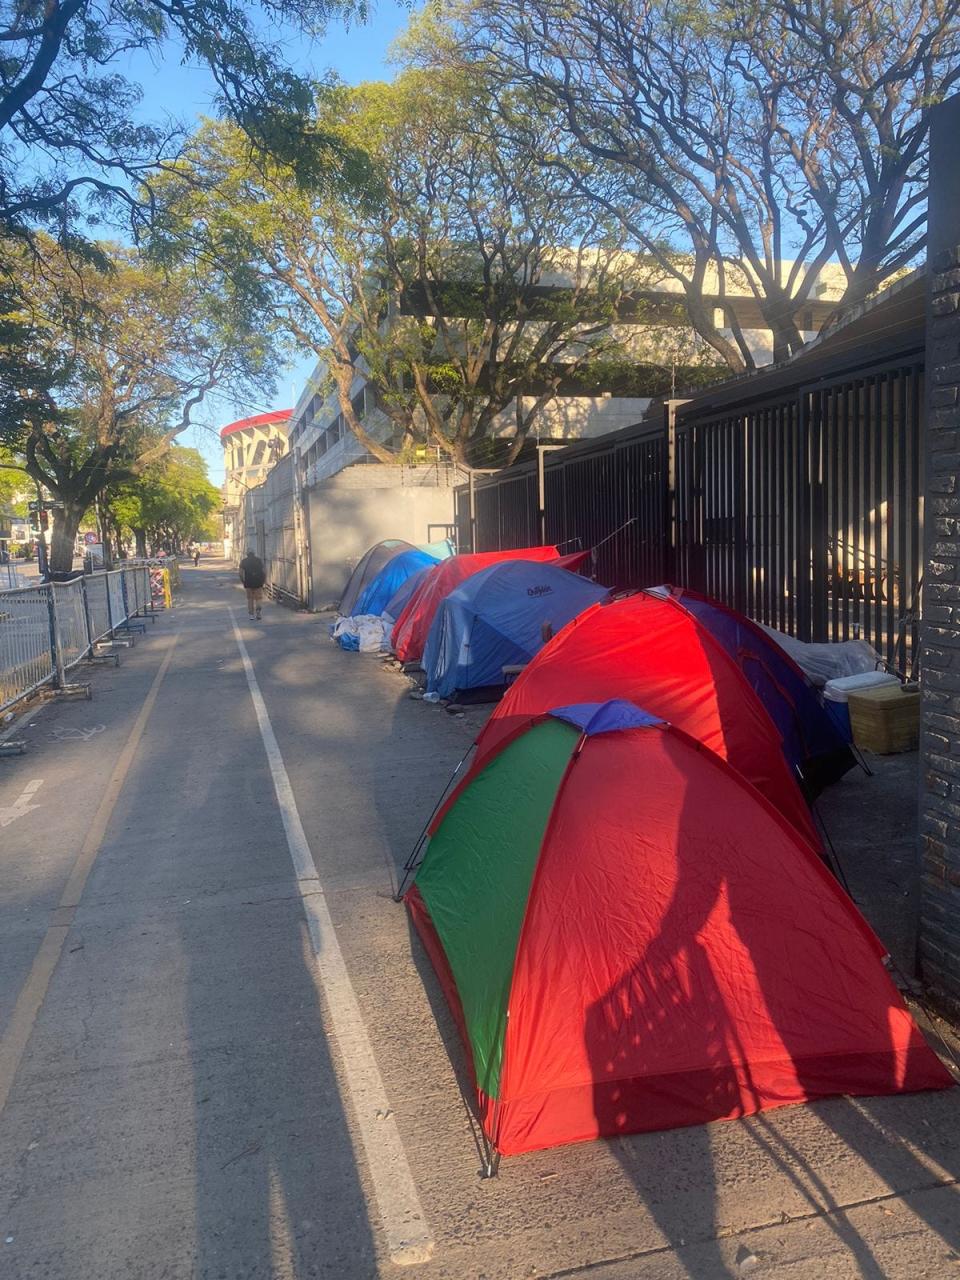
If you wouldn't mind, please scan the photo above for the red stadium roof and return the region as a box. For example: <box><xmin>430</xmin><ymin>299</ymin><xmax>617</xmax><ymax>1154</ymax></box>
<box><xmin>220</xmin><ymin>409</ymin><xmax>292</xmax><ymax>441</ymax></box>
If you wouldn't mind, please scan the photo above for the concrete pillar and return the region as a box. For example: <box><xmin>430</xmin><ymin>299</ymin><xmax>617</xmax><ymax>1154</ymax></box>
<box><xmin>918</xmin><ymin>92</ymin><xmax>960</xmax><ymax>1011</ymax></box>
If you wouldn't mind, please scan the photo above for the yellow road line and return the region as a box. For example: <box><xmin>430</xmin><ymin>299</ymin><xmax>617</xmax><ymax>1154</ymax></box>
<box><xmin>0</xmin><ymin>631</ymin><xmax>180</xmax><ymax>1116</ymax></box>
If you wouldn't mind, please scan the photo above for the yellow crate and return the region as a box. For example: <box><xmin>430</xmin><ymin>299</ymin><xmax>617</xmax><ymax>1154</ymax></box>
<box><xmin>846</xmin><ymin>683</ymin><xmax>920</xmax><ymax>754</ymax></box>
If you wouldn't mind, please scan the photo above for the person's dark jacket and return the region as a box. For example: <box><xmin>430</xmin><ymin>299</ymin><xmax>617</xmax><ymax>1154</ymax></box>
<box><xmin>239</xmin><ymin>553</ymin><xmax>266</xmax><ymax>589</ymax></box>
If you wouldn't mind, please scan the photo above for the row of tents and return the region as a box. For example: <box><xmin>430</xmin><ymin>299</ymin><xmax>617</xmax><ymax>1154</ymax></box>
<box><xmin>334</xmin><ymin>538</ymin><xmax>954</xmax><ymax>1169</ymax></box>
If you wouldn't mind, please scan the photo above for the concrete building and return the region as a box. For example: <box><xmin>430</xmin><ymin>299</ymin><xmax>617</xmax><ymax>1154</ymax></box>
<box><xmin>287</xmin><ymin>256</ymin><xmax>849</xmax><ymax>477</ymax></box>
<box><xmin>223</xmin><ymin>253</ymin><xmax>851</xmax><ymax>609</ymax></box>
<box><xmin>220</xmin><ymin>410</ymin><xmax>291</xmax><ymax>560</ymax></box>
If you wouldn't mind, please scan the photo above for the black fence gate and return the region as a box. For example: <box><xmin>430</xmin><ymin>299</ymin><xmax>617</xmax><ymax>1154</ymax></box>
<box><xmin>675</xmin><ymin>354</ymin><xmax>924</xmax><ymax>671</ymax></box>
<box><xmin>455</xmin><ymin>278</ymin><xmax>925</xmax><ymax>671</ymax></box>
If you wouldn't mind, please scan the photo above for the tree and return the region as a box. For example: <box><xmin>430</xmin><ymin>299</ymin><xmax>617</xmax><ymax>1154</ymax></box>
<box><xmin>424</xmin><ymin>0</ymin><xmax>960</xmax><ymax>369</ymax></box>
<box><xmin>0</xmin><ymin>0</ymin><xmax>361</xmax><ymax>248</ymax></box>
<box><xmin>154</xmin><ymin>73</ymin><xmax>679</xmax><ymax>466</ymax></box>
<box><xmin>2</xmin><ymin>237</ymin><xmax>270</xmax><ymax>572</ymax></box>
<box><xmin>108</xmin><ymin>447</ymin><xmax>221</xmax><ymax>557</ymax></box>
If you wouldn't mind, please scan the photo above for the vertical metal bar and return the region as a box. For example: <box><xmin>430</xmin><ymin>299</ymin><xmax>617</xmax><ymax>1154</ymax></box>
<box><xmin>809</xmin><ymin>390</ymin><xmax>827</xmax><ymax>641</ymax></box>
<box><xmin>885</xmin><ymin>371</ymin><xmax>896</xmax><ymax>666</ymax></box>
<box><xmin>851</xmin><ymin>377</ymin><xmax>862</xmax><ymax>644</ymax></box>
<box><xmin>781</xmin><ymin>404</ymin><xmax>789</xmax><ymax>632</ymax></box>
<box><xmin>840</xmin><ymin>383</ymin><xmax>850</xmax><ymax>641</ymax></box>
<box><xmin>824</xmin><ymin>386</ymin><xmax>834</xmax><ymax>642</ymax></box>
<box><xmin>737</xmin><ymin>414</ymin><xmax>752</xmax><ymax>614</ymax></box>
<box><xmin>104</xmin><ymin>570</ymin><xmax>114</xmax><ymax>637</ymax></box>
<box><xmin>80</xmin><ymin>577</ymin><xmax>94</xmax><ymax>657</ymax></box>
<box><xmin>872</xmin><ymin>374</ymin><xmax>883</xmax><ymax>651</ymax></box>
<box><xmin>768</xmin><ymin>404</ymin><xmax>773</xmax><ymax>624</ymax></box>
<box><xmin>45</xmin><ymin>583</ymin><xmax>66</xmax><ymax>689</ymax></box>
<box><xmin>911</xmin><ymin>367</ymin><xmax>924</xmax><ymax>672</ymax></box>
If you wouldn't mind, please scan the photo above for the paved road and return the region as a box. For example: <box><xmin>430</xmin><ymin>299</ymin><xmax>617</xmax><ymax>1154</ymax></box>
<box><xmin>1</xmin><ymin>563</ymin><xmax>960</xmax><ymax>1279</ymax></box>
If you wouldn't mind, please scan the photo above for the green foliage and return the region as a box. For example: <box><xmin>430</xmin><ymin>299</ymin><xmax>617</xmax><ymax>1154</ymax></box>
<box><xmin>155</xmin><ymin>72</ymin><xmax>670</xmax><ymax>466</ymax></box>
<box><xmin>421</xmin><ymin>0</ymin><xmax>960</xmax><ymax>368</ymax></box>
<box><xmin>108</xmin><ymin>448</ymin><xmax>222</xmax><ymax>546</ymax></box>
<box><xmin>0</xmin><ymin>0</ymin><xmax>366</xmax><ymax>248</ymax></box>
<box><xmin>5</xmin><ymin>234</ymin><xmax>271</xmax><ymax>570</ymax></box>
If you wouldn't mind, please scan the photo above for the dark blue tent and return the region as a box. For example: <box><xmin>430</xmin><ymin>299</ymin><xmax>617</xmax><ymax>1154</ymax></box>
<box><xmin>353</xmin><ymin>547</ymin><xmax>440</xmax><ymax>618</ymax></box>
<box><xmin>383</xmin><ymin>564</ymin><xmax>432</xmax><ymax>625</ymax></box>
<box><xmin>651</xmin><ymin>585</ymin><xmax>856</xmax><ymax>794</ymax></box>
<box><xmin>424</xmin><ymin>561</ymin><xmax>609</xmax><ymax>699</ymax></box>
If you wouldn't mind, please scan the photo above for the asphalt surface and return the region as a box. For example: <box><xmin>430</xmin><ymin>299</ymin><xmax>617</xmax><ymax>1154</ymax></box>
<box><xmin>1</xmin><ymin>562</ymin><xmax>959</xmax><ymax>1279</ymax></box>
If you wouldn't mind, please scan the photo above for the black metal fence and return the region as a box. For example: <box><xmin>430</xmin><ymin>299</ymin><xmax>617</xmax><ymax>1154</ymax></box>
<box><xmin>456</xmin><ymin>424</ymin><xmax>671</xmax><ymax>590</ymax></box>
<box><xmin>457</xmin><ymin>328</ymin><xmax>926</xmax><ymax>672</ymax></box>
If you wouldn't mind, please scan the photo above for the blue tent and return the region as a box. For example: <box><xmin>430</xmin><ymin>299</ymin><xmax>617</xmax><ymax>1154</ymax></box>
<box><xmin>353</xmin><ymin>547</ymin><xmax>440</xmax><ymax>618</ymax></box>
<box><xmin>339</xmin><ymin>540</ymin><xmax>412</xmax><ymax>616</ymax></box>
<box><xmin>424</xmin><ymin>561</ymin><xmax>609</xmax><ymax>699</ymax></box>
<box><xmin>382</xmin><ymin>564</ymin><xmax>432</xmax><ymax>625</ymax></box>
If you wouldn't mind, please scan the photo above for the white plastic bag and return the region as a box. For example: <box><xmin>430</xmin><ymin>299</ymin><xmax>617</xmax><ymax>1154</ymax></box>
<box><xmin>331</xmin><ymin>614</ymin><xmax>387</xmax><ymax>653</ymax></box>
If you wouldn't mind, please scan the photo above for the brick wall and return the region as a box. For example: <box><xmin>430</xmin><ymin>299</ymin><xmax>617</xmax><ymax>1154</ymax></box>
<box><xmin>918</xmin><ymin>93</ymin><xmax>960</xmax><ymax>1011</ymax></box>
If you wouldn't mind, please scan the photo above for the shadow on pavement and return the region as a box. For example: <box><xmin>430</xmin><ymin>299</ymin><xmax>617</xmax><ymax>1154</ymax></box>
<box><xmin>173</xmin><ymin>569</ymin><xmax>379</xmax><ymax>1278</ymax></box>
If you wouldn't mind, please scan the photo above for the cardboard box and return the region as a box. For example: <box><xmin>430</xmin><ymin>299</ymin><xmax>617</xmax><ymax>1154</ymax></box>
<box><xmin>846</xmin><ymin>683</ymin><xmax>919</xmax><ymax>754</ymax></box>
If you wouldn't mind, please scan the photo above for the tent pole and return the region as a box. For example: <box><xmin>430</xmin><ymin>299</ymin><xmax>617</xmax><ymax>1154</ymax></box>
<box><xmin>479</xmin><ymin>1106</ymin><xmax>502</xmax><ymax>1178</ymax></box>
<box><xmin>850</xmin><ymin>741</ymin><xmax>874</xmax><ymax>777</ymax></box>
<box><xmin>394</xmin><ymin>742</ymin><xmax>477</xmax><ymax>901</ymax></box>
<box><xmin>798</xmin><ymin>763</ymin><xmax>853</xmax><ymax>897</ymax></box>
<box><xmin>813</xmin><ymin>804</ymin><xmax>853</xmax><ymax>897</ymax></box>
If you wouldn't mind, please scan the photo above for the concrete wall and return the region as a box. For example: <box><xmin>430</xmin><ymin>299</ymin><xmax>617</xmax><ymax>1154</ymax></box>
<box><xmin>918</xmin><ymin>93</ymin><xmax>960</xmax><ymax>1011</ymax></box>
<box><xmin>487</xmin><ymin>396</ymin><xmax>652</xmax><ymax>441</ymax></box>
<box><xmin>304</xmin><ymin>462</ymin><xmax>466</xmax><ymax>608</ymax></box>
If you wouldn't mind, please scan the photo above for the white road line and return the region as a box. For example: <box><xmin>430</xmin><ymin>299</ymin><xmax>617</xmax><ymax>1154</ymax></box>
<box><xmin>228</xmin><ymin>608</ymin><xmax>434</xmax><ymax>1267</ymax></box>
<box><xmin>0</xmin><ymin>778</ymin><xmax>43</xmax><ymax>828</ymax></box>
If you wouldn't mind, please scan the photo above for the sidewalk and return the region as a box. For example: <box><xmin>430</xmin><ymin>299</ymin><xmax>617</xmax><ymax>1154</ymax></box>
<box><xmin>0</xmin><ymin>563</ymin><xmax>958</xmax><ymax>1279</ymax></box>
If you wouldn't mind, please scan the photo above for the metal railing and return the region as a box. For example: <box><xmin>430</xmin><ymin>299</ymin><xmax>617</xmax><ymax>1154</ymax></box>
<box><xmin>0</xmin><ymin>565</ymin><xmax>153</xmax><ymax>714</ymax></box>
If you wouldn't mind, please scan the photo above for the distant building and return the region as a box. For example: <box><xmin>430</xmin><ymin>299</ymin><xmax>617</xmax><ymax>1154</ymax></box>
<box><xmin>287</xmin><ymin>257</ymin><xmax>849</xmax><ymax>484</ymax></box>
<box><xmin>220</xmin><ymin>410</ymin><xmax>291</xmax><ymax>558</ymax></box>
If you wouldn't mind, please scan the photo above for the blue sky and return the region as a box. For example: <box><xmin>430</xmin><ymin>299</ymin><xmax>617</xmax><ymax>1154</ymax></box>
<box><xmin>124</xmin><ymin>2</ymin><xmax>414</xmax><ymax>482</ymax></box>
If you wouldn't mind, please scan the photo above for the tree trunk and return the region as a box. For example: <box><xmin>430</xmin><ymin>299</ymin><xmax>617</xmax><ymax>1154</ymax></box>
<box><xmin>48</xmin><ymin>501</ymin><xmax>84</xmax><ymax>575</ymax></box>
<box><xmin>134</xmin><ymin>527</ymin><xmax>147</xmax><ymax>558</ymax></box>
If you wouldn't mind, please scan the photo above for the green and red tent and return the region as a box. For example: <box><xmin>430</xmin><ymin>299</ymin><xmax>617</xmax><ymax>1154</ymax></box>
<box><xmin>406</xmin><ymin>701</ymin><xmax>951</xmax><ymax>1161</ymax></box>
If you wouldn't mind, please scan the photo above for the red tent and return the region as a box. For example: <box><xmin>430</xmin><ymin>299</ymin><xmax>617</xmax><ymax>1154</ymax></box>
<box><xmin>474</xmin><ymin>591</ymin><xmax>821</xmax><ymax>851</ymax></box>
<box><xmin>391</xmin><ymin>546</ymin><xmax>588</xmax><ymax>664</ymax></box>
<box><xmin>408</xmin><ymin>701</ymin><xmax>952</xmax><ymax>1159</ymax></box>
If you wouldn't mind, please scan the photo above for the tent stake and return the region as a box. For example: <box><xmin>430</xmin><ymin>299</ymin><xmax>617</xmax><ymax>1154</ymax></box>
<box><xmin>394</xmin><ymin>742</ymin><xmax>477</xmax><ymax>901</ymax></box>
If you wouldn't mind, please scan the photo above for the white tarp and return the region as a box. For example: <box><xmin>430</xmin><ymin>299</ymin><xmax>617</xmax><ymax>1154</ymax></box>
<box><xmin>760</xmin><ymin>625</ymin><xmax>883</xmax><ymax>687</ymax></box>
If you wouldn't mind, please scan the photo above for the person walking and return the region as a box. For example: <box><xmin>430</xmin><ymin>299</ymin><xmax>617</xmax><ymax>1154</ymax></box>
<box><xmin>239</xmin><ymin>549</ymin><xmax>266</xmax><ymax>620</ymax></box>
<box><xmin>193</xmin><ymin>546</ymin><xmax>201</xmax><ymax>567</ymax></box>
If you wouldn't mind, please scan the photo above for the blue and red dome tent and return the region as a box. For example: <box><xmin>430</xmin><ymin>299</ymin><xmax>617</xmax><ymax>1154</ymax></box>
<box><xmin>405</xmin><ymin>700</ymin><xmax>952</xmax><ymax>1165</ymax></box>
<box><xmin>475</xmin><ymin>589</ymin><xmax>821</xmax><ymax>850</ymax></box>
<box><xmin>423</xmin><ymin>561</ymin><xmax>609</xmax><ymax>700</ymax></box>
<box><xmin>391</xmin><ymin>546</ymin><xmax>589</xmax><ymax>664</ymax></box>
<box><xmin>650</xmin><ymin>585</ymin><xmax>856</xmax><ymax>794</ymax></box>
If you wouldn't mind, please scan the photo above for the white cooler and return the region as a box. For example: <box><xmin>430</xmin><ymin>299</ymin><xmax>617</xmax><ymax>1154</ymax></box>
<box><xmin>823</xmin><ymin>671</ymin><xmax>900</xmax><ymax>740</ymax></box>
